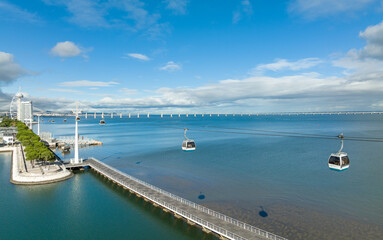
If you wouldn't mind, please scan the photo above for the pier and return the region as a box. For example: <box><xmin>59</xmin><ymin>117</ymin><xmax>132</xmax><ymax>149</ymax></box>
<box><xmin>70</xmin><ymin>158</ymin><xmax>286</xmax><ymax>240</ymax></box>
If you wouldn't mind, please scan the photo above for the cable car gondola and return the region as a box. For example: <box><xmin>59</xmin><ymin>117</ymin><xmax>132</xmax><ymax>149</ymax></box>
<box><xmin>99</xmin><ymin>119</ymin><xmax>105</xmax><ymax>125</ymax></box>
<box><xmin>328</xmin><ymin>133</ymin><xmax>350</xmax><ymax>171</ymax></box>
<box><xmin>182</xmin><ymin>128</ymin><xmax>196</xmax><ymax>151</ymax></box>
<box><xmin>76</xmin><ymin>116</ymin><xmax>80</xmax><ymax>121</ymax></box>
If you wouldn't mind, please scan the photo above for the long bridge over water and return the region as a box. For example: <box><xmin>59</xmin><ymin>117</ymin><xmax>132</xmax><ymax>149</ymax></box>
<box><xmin>8</xmin><ymin>111</ymin><xmax>380</xmax><ymax>118</ymax></box>
<box><xmin>66</xmin><ymin>158</ymin><xmax>286</xmax><ymax>240</ymax></box>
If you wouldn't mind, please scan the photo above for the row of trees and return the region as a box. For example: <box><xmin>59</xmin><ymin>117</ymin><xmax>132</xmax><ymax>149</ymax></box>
<box><xmin>0</xmin><ymin>116</ymin><xmax>16</xmax><ymax>127</ymax></box>
<box><xmin>15</xmin><ymin>120</ymin><xmax>55</xmax><ymax>167</ymax></box>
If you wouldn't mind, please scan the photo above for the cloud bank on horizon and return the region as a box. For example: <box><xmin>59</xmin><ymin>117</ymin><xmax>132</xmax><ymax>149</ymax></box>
<box><xmin>1</xmin><ymin>0</ymin><xmax>383</xmax><ymax>113</ymax></box>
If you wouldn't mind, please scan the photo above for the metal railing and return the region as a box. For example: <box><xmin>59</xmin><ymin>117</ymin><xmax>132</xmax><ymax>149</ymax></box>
<box><xmin>19</xmin><ymin>144</ymin><xmax>28</xmax><ymax>172</ymax></box>
<box><xmin>88</xmin><ymin>157</ymin><xmax>287</xmax><ymax>240</ymax></box>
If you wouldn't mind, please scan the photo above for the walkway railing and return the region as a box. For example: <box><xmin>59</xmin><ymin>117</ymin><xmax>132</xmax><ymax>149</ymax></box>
<box><xmin>88</xmin><ymin>157</ymin><xmax>286</xmax><ymax>240</ymax></box>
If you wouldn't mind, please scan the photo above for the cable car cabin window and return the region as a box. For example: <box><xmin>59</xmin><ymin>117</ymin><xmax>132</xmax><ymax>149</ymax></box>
<box><xmin>182</xmin><ymin>142</ymin><xmax>187</xmax><ymax>147</ymax></box>
<box><xmin>187</xmin><ymin>142</ymin><xmax>195</xmax><ymax>148</ymax></box>
<box><xmin>329</xmin><ymin>156</ymin><xmax>340</xmax><ymax>165</ymax></box>
<box><xmin>342</xmin><ymin>156</ymin><xmax>350</xmax><ymax>165</ymax></box>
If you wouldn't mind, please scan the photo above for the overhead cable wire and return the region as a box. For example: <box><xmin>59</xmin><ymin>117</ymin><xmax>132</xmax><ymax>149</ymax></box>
<box><xmin>134</xmin><ymin>122</ymin><xmax>383</xmax><ymax>143</ymax></box>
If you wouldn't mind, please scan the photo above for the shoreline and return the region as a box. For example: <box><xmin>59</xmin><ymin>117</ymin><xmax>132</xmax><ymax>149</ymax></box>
<box><xmin>0</xmin><ymin>146</ymin><xmax>73</xmax><ymax>185</ymax></box>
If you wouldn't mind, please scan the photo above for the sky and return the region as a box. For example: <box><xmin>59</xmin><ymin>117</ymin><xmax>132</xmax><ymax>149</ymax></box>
<box><xmin>1</xmin><ymin>0</ymin><xmax>383</xmax><ymax>113</ymax></box>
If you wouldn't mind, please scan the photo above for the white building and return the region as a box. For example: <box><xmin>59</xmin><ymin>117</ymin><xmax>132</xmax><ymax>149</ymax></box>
<box><xmin>15</xmin><ymin>90</ymin><xmax>33</xmax><ymax>124</ymax></box>
<box><xmin>16</xmin><ymin>91</ymin><xmax>23</xmax><ymax>121</ymax></box>
<box><xmin>2</xmin><ymin>133</ymin><xmax>14</xmax><ymax>145</ymax></box>
<box><xmin>0</xmin><ymin>127</ymin><xmax>17</xmax><ymax>145</ymax></box>
<box><xmin>22</xmin><ymin>101</ymin><xmax>33</xmax><ymax>124</ymax></box>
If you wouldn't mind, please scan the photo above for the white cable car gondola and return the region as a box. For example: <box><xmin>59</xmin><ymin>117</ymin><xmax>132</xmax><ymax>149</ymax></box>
<box><xmin>99</xmin><ymin>119</ymin><xmax>105</xmax><ymax>125</ymax></box>
<box><xmin>182</xmin><ymin>128</ymin><xmax>196</xmax><ymax>151</ymax></box>
<box><xmin>328</xmin><ymin>134</ymin><xmax>350</xmax><ymax>171</ymax></box>
<box><xmin>76</xmin><ymin>116</ymin><xmax>80</xmax><ymax>121</ymax></box>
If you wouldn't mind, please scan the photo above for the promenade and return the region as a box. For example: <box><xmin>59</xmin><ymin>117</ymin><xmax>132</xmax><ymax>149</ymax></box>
<box><xmin>0</xmin><ymin>145</ymin><xmax>72</xmax><ymax>185</ymax></box>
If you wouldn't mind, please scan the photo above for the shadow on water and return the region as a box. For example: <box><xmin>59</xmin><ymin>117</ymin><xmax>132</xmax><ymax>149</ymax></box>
<box><xmin>88</xmin><ymin>169</ymin><xmax>218</xmax><ymax>240</ymax></box>
<box><xmin>198</xmin><ymin>192</ymin><xmax>206</xmax><ymax>200</ymax></box>
<box><xmin>259</xmin><ymin>206</ymin><xmax>268</xmax><ymax>218</ymax></box>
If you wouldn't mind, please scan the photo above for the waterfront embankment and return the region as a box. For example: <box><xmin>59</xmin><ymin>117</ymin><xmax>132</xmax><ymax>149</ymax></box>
<box><xmin>0</xmin><ymin>145</ymin><xmax>72</xmax><ymax>185</ymax></box>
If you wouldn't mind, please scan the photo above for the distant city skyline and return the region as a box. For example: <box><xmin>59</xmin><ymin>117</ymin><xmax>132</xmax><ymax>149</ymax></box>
<box><xmin>1</xmin><ymin>0</ymin><xmax>383</xmax><ymax>112</ymax></box>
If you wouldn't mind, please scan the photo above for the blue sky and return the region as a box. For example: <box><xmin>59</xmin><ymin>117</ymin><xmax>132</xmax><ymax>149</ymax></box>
<box><xmin>1</xmin><ymin>0</ymin><xmax>383</xmax><ymax>112</ymax></box>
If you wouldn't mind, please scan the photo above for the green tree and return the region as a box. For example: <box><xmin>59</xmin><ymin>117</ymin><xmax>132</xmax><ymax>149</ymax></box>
<box><xmin>26</xmin><ymin>150</ymin><xmax>39</xmax><ymax>168</ymax></box>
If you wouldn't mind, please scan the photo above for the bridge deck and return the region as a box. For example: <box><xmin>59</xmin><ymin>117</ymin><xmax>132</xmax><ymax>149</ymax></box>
<box><xmin>86</xmin><ymin>158</ymin><xmax>286</xmax><ymax>240</ymax></box>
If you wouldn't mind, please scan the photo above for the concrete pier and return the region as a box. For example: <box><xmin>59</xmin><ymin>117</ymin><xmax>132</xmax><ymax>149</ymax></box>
<box><xmin>85</xmin><ymin>158</ymin><xmax>286</xmax><ymax>240</ymax></box>
<box><xmin>1</xmin><ymin>146</ymin><xmax>72</xmax><ymax>185</ymax></box>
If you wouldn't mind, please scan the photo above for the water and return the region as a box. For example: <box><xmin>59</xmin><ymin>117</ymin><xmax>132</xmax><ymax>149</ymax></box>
<box><xmin>5</xmin><ymin>114</ymin><xmax>383</xmax><ymax>239</ymax></box>
<box><xmin>0</xmin><ymin>152</ymin><xmax>215</xmax><ymax>240</ymax></box>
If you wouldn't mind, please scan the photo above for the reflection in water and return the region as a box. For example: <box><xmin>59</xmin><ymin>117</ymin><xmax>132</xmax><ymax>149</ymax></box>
<box><xmin>68</xmin><ymin>171</ymin><xmax>83</xmax><ymax>216</ymax></box>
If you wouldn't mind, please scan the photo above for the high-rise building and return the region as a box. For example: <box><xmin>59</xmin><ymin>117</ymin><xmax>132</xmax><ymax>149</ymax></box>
<box><xmin>22</xmin><ymin>101</ymin><xmax>33</xmax><ymax>123</ymax></box>
<box><xmin>15</xmin><ymin>91</ymin><xmax>23</xmax><ymax>121</ymax></box>
<box><xmin>15</xmin><ymin>90</ymin><xmax>33</xmax><ymax>124</ymax></box>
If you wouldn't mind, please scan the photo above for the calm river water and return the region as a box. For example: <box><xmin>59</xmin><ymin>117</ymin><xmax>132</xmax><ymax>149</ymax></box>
<box><xmin>1</xmin><ymin>114</ymin><xmax>383</xmax><ymax>239</ymax></box>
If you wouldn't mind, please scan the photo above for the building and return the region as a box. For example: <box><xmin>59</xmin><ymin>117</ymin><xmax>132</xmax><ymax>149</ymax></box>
<box><xmin>22</xmin><ymin>101</ymin><xmax>33</xmax><ymax>124</ymax></box>
<box><xmin>15</xmin><ymin>90</ymin><xmax>33</xmax><ymax>125</ymax></box>
<box><xmin>0</xmin><ymin>127</ymin><xmax>17</xmax><ymax>145</ymax></box>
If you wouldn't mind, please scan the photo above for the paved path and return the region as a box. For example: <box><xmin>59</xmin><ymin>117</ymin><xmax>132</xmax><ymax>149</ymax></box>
<box><xmin>0</xmin><ymin>145</ymin><xmax>72</xmax><ymax>185</ymax></box>
<box><xmin>87</xmin><ymin>158</ymin><xmax>286</xmax><ymax>240</ymax></box>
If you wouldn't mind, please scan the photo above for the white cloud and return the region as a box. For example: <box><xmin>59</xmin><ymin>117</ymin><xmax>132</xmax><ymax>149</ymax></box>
<box><xmin>48</xmin><ymin>88</ymin><xmax>81</xmax><ymax>93</ymax></box>
<box><xmin>43</xmin><ymin>0</ymin><xmax>168</xmax><ymax>38</ymax></box>
<box><xmin>333</xmin><ymin>20</ymin><xmax>383</xmax><ymax>72</ymax></box>
<box><xmin>0</xmin><ymin>2</ymin><xmax>40</xmax><ymax>23</ymax></box>
<box><xmin>164</xmin><ymin>0</ymin><xmax>189</xmax><ymax>15</ymax></box>
<box><xmin>288</xmin><ymin>0</ymin><xmax>375</xmax><ymax>18</ymax></box>
<box><xmin>359</xmin><ymin>21</ymin><xmax>383</xmax><ymax>59</ymax></box>
<box><xmin>160</xmin><ymin>61</ymin><xmax>182</xmax><ymax>72</ymax></box>
<box><xmin>119</xmin><ymin>88</ymin><xmax>139</xmax><ymax>95</ymax></box>
<box><xmin>59</xmin><ymin>80</ymin><xmax>119</xmax><ymax>87</ymax></box>
<box><xmin>50</xmin><ymin>41</ymin><xmax>82</xmax><ymax>57</ymax></box>
<box><xmin>254</xmin><ymin>58</ymin><xmax>322</xmax><ymax>73</ymax></box>
<box><xmin>8</xmin><ymin>20</ymin><xmax>383</xmax><ymax>113</ymax></box>
<box><xmin>0</xmin><ymin>52</ymin><xmax>27</xmax><ymax>84</ymax></box>
<box><xmin>77</xmin><ymin>71</ymin><xmax>383</xmax><ymax>112</ymax></box>
<box><xmin>233</xmin><ymin>0</ymin><xmax>253</xmax><ymax>24</ymax></box>
<box><xmin>43</xmin><ymin>0</ymin><xmax>108</xmax><ymax>27</ymax></box>
<box><xmin>125</xmin><ymin>53</ymin><xmax>150</xmax><ymax>61</ymax></box>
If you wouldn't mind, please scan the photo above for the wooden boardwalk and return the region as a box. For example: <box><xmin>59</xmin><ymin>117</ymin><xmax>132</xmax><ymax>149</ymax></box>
<box><xmin>86</xmin><ymin>158</ymin><xmax>286</xmax><ymax>240</ymax></box>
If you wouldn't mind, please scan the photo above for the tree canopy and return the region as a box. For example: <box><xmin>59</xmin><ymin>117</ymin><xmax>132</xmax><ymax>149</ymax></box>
<box><xmin>14</xmin><ymin>120</ymin><xmax>55</xmax><ymax>162</ymax></box>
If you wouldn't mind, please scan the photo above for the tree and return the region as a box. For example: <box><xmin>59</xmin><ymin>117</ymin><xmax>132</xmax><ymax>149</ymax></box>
<box><xmin>26</xmin><ymin>150</ymin><xmax>39</xmax><ymax>168</ymax></box>
<box><xmin>16</xmin><ymin>121</ymin><xmax>58</xmax><ymax>170</ymax></box>
<box><xmin>41</xmin><ymin>149</ymin><xmax>55</xmax><ymax>169</ymax></box>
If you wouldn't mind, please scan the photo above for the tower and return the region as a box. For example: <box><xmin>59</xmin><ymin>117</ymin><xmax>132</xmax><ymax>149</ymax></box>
<box><xmin>15</xmin><ymin>89</ymin><xmax>23</xmax><ymax>121</ymax></box>
<box><xmin>71</xmin><ymin>102</ymin><xmax>82</xmax><ymax>165</ymax></box>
